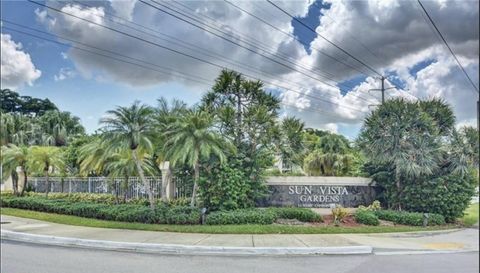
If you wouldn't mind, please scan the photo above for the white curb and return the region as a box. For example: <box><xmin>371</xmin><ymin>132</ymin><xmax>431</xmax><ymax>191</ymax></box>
<box><xmin>1</xmin><ymin>230</ymin><xmax>372</xmax><ymax>256</ymax></box>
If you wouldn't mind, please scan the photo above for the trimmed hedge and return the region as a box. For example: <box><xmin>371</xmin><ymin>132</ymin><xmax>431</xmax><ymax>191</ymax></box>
<box><xmin>0</xmin><ymin>196</ymin><xmax>200</xmax><ymax>225</ymax></box>
<box><xmin>206</xmin><ymin>209</ymin><xmax>277</xmax><ymax>225</ymax></box>
<box><xmin>268</xmin><ymin>207</ymin><xmax>323</xmax><ymax>223</ymax></box>
<box><xmin>354</xmin><ymin>210</ymin><xmax>380</xmax><ymax>226</ymax></box>
<box><xmin>374</xmin><ymin>210</ymin><xmax>445</xmax><ymax>226</ymax></box>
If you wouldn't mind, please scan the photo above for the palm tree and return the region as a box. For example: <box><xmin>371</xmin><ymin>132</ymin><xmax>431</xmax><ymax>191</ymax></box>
<box><xmin>29</xmin><ymin>146</ymin><xmax>64</xmax><ymax>197</ymax></box>
<box><xmin>1</xmin><ymin>144</ymin><xmax>31</xmax><ymax>195</ymax></box>
<box><xmin>100</xmin><ymin>101</ymin><xmax>156</xmax><ymax>209</ymax></box>
<box><xmin>358</xmin><ymin>99</ymin><xmax>441</xmax><ymax>209</ymax></box>
<box><xmin>164</xmin><ymin>109</ymin><xmax>232</xmax><ymax>207</ymax></box>
<box><xmin>153</xmin><ymin>97</ymin><xmax>188</xmax><ymax>201</ymax></box>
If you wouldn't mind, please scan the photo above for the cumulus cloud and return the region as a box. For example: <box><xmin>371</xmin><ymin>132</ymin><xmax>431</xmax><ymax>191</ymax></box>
<box><xmin>1</xmin><ymin>33</ymin><xmax>42</xmax><ymax>89</ymax></box>
<box><xmin>34</xmin><ymin>0</ymin><xmax>478</xmax><ymax>132</ymax></box>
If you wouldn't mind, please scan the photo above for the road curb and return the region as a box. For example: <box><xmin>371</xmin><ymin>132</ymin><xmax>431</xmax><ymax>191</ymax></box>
<box><xmin>1</xmin><ymin>230</ymin><xmax>373</xmax><ymax>256</ymax></box>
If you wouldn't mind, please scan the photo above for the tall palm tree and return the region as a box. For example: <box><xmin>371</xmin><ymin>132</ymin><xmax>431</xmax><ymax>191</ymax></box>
<box><xmin>164</xmin><ymin>110</ymin><xmax>232</xmax><ymax>207</ymax></box>
<box><xmin>1</xmin><ymin>144</ymin><xmax>31</xmax><ymax>195</ymax></box>
<box><xmin>100</xmin><ymin>101</ymin><xmax>156</xmax><ymax>209</ymax></box>
<box><xmin>153</xmin><ymin>97</ymin><xmax>188</xmax><ymax>201</ymax></box>
<box><xmin>358</xmin><ymin>99</ymin><xmax>441</xmax><ymax>209</ymax></box>
<box><xmin>29</xmin><ymin>146</ymin><xmax>64</xmax><ymax>197</ymax></box>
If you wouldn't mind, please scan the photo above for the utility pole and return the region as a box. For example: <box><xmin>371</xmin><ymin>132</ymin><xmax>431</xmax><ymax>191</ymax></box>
<box><xmin>369</xmin><ymin>76</ymin><xmax>395</xmax><ymax>105</ymax></box>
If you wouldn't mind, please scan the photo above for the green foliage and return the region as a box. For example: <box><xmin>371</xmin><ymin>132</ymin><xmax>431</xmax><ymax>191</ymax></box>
<box><xmin>359</xmin><ymin>99</ymin><xmax>477</xmax><ymax>216</ymax></box>
<box><xmin>331</xmin><ymin>205</ymin><xmax>349</xmax><ymax>225</ymax></box>
<box><xmin>206</xmin><ymin>209</ymin><xmax>277</xmax><ymax>225</ymax></box>
<box><xmin>267</xmin><ymin>207</ymin><xmax>322</xmax><ymax>222</ymax></box>
<box><xmin>355</xmin><ymin>210</ymin><xmax>380</xmax><ymax>226</ymax></box>
<box><xmin>374</xmin><ymin>210</ymin><xmax>445</xmax><ymax>226</ymax></box>
<box><xmin>303</xmin><ymin>150</ymin><xmax>354</xmax><ymax>176</ymax></box>
<box><xmin>1</xmin><ymin>89</ymin><xmax>58</xmax><ymax>116</ymax></box>
<box><xmin>401</xmin><ymin>172</ymin><xmax>476</xmax><ymax>222</ymax></box>
<box><xmin>0</xmin><ymin>196</ymin><xmax>201</xmax><ymax>225</ymax></box>
<box><xmin>198</xmin><ymin>162</ymin><xmax>250</xmax><ymax>211</ymax></box>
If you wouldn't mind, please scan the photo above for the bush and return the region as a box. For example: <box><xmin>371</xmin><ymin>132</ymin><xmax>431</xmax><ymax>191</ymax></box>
<box><xmin>331</xmin><ymin>205</ymin><xmax>349</xmax><ymax>225</ymax></box>
<box><xmin>0</xmin><ymin>196</ymin><xmax>201</xmax><ymax>225</ymax></box>
<box><xmin>206</xmin><ymin>209</ymin><xmax>276</xmax><ymax>225</ymax></box>
<box><xmin>198</xmin><ymin>163</ymin><xmax>252</xmax><ymax>211</ymax></box>
<box><xmin>267</xmin><ymin>207</ymin><xmax>322</xmax><ymax>222</ymax></box>
<box><xmin>375</xmin><ymin>210</ymin><xmax>445</xmax><ymax>226</ymax></box>
<box><xmin>401</xmin><ymin>173</ymin><xmax>476</xmax><ymax>222</ymax></box>
<box><xmin>355</xmin><ymin>210</ymin><xmax>380</xmax><ymax>226</ymax></box>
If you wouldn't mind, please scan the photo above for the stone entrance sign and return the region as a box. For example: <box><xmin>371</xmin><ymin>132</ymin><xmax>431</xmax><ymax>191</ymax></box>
<box><xmin>257</xmin><ymin>176</ymin><xmax>379</xmax><ymax>208</ymax></box>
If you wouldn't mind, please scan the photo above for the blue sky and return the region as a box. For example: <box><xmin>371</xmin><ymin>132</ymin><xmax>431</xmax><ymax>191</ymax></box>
<box><xmin>1</xmin><ymin>0</ymin><xmax>478</xmax><ymax>138</ymax></box>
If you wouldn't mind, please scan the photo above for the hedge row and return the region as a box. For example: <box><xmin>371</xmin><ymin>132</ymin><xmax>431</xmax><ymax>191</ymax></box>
<box><xmin>0</xmin><ymin>192</ymin><xmax>191</xmax><ymax>207</ymax></box>
<box><xmin>354</xmin><ymin>210</ymin><xmax>380</xmax><ymax>226</ymax></box>
<box><xmin>0</xmin><ymin>196</ymin><xmax>323</xmax><ymax>225</ymax></box>
<box><xmin>268</xmin><ymin>207</ymin><xmax>323</xmax><ymax>223</ymax></box>
<box><xmin>374</xmin><ymin>210</ymin><xmax>445</xmax><ymax>226</ymax></box>
<box><xmin>206</xmin><ymin>208</ymin><xmax>323</xmax><ymax>225</ymax></box>
<box><xmin>1</xmin><ymin>196</ymin><xmax>200</xmax><ymax>225</ymax></box>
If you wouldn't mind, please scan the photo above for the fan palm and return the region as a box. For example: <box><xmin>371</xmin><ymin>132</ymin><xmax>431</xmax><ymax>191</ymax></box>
<box><xmin>100</xmin><ymin>101</ymin><xmax>156</xmax><ymax>209</ymax></box>
<box><xmin>1</xmin><ymin>144</ymin><xmax>30</xmax><ymax>195</ymax></box>
<box><xmin>164</xmin><ymin>109</ymin><xmax>232</xmax><ymax>207</ymax></box>
<box><xmin>29</xmin><ymin>146</ymin><xmax>65</xmax><ymax>197</ymax></box>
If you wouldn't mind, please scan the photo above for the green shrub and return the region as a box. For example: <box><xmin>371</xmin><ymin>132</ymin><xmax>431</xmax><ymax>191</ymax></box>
<box><xmin>0</xmin><ymin>196</ymin><xmax>201</xmax><ymax>225</ymax></box>
<box><xmin>355</xmin><ymin>210</ymin><xmax>380</xmax><ymax>226</ymax></box>
<box><xmin>267</xmin><ymin>207</ymin><xmax>322</xmax><ymax>222</ymax></box>
<box><xmin>375</xmin><ymin>210</ymin><xmax>445</xmax><ymax>226</ymax></box>
<box><xmin>198</xmin><ymin>163</ymin><xmax>252</xmax><ymax>211</ymax></box>
<box><xmin>331</xmin><ymin>205</ymin><xmax>349</xmax><ymax>225</ymax></box>
<box><xmin>206</xmin><ymin>209</ymin><xmax>276</xmax><ymax>225</ymax></box>
<box><xmin>401</xmin><ymin>173</ymin><xmax>476</xmax><ymax>222</ymax></box>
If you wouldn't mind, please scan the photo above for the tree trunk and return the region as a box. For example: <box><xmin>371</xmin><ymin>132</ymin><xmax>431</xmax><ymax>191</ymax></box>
<box><xmin>132</xmin><ymin>149</ymin><xmax>155</xmax><ymax>210</ymax></box>
<box><xmin>395</xmin><ymin>166</ymin><xmax>402</xmax><ymax>211</ymax></box>
<box><xmin>45</xmin><ymin>169</ymin><xmax>50</xmax><ymax>198</ymax></box>
<box><xmin>11</xmin><ymin>170</ymin><xmax>19</xmax><ymax>196</ymax></box>
<box><xmin>20</xmin><ymin>168</ymin><xmax>27</xmax><ymax>196</ymax></box>
<box><xmin>190</xmin><ymin>162</ymin><xmax>200</xmax><ymax>207</ymax></box>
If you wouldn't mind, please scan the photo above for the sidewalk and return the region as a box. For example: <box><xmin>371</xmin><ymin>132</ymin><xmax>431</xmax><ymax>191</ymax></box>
<box><xmin>1</xmin><ymin>215</ymin><xmax>478</xmax><ymax>255</ymax></box>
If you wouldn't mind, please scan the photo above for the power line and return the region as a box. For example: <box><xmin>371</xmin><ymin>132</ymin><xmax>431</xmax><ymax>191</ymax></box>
<box><xmin>266</xmin><ymin>0</ymin><xmax>382</xmax><ymax>77</ymax></box>
<box><xmin>7</xmin><ymin>6</ymin><xmax>367</xmax><ymax>114</ymax></box>
<box><xmin>71</xmin><ymin>0</ymin><xmax>363</xmax><ymax>101</ymax></box>
<box><xmin>311</xmin><ymin>1</ymin><xmax>383</xmax><ymax>66</ymax></box>
<box><xmin>140</xmin><ymin>0</ymin><xmax>360</xmax><ymax>91</ymax></box>
<box><xmin>145</xmin><ymin>0</ymin><xmax>377</xmax><ymax>104</ymax></box>
<box><xmin>223</xmin><ymin>0</ymin><xmax>374</xmax><ymax>78</ymax></box>
<box><xmin>3</xmin><ymin>23</ymin><xmax>361</xmax><ymax>121</ymax></box>
<box><xmin>417</xmin><ymin>0</ymin><xmax>479</xmax><ymax>94</ymax></box>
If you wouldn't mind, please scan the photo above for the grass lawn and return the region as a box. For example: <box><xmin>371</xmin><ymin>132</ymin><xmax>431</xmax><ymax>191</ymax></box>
<box><xmin>460</xmin><ymin>203</ymin><xmax>479</xmax><ymax>227</ymax></box>
<box><xmin>1</xmin><ymin>208</ymin><xmax>458</xmax><ymax>234</ymax></box>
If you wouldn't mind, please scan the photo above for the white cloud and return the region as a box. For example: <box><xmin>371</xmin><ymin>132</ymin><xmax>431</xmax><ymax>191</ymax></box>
<box><xmin>1</xmin><ymin>33</ymin><xmax>42</xmax><ymax>89</ymax></box>
<box><xmin>60</xmin><ymin>52</ymin><xmax>68</xmax><ymax>59</ymax></box>
<box><xmin>34</xmin><ymin>0</ymin><xmax>478</xmax><ymax>133</ymax></box>
<box><xmin>54</xmin><ymin>67</ymin><xmax>76</xmax><ymax>81</ymax></box>
<box><xmin>108</xmin><ymin>0</ymin><xmax>137</xmax><ymax>21</ymax></box>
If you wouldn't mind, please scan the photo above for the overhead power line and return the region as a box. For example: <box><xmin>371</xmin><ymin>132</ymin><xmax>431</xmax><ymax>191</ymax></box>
<box><xmin>2</xmin><ymin>23</ymin><xmax>360</xmax><ymax>121</ymax></box>
<box><xmin>9</xmin><ymin>5</ymin><xmax>368</xmax><ymax>114</ymax></box>
<box><xmin>417</xmin><ymin>0</ymin><xmax>479</xmax><ymax>94</ymax></box>
<box><xmin>139</xmin><ymin>0</ymin><xmax>353</xmax><ymax>90</ymax></box>
<box><xmin>223</xmin><ymin>0</ymin><xmax>374</xmax><ymax>77</ymax></box>
<box><xmin>266</xmin><ymin>0</ymin><xmax>382</xmax><ymax>77</ymax></box>
<box><xmin>71</xmin><ymin>0</ymin><xmax>366</xmax><ymax>102</ymax></box>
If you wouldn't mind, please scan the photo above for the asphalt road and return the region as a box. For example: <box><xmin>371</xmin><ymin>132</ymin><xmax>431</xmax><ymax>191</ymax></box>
<box><xmin>1</xmin><ymin>240</ymin><xmax>479</xmax><ymax>273</ymax></box>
